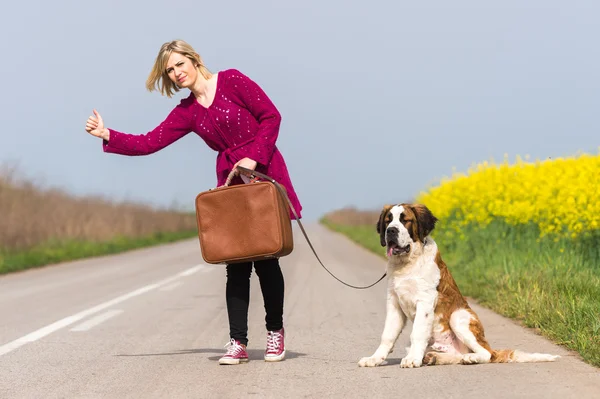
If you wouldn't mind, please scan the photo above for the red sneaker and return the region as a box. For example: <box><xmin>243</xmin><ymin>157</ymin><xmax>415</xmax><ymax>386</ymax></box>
<box><xmin>219</xmin><ymin>339</ymin><xmax>249</xmax><ymax>365</ymax></box>
<box><xmin>264</xmin><ymin>328</ymin><xmax>285</xmax><ymax>362</ymax></box>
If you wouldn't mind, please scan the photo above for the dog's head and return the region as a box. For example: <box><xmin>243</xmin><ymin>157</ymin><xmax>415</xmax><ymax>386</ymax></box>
<box><xmin>376</xmin><ymin>203</ymin><xmax>438</xmax><ymax>258</ymax></box>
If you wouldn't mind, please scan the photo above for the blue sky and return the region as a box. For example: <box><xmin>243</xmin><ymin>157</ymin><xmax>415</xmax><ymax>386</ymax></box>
<box><xmin>1</xmin><ymin>0</ymin><xmax>598</xmax><ymax>221</ymax></box>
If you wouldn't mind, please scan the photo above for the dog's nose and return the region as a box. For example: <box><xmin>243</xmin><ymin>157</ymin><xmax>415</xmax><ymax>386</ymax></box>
<box><xmin>386</xmin><ymin>226</ymin><xmax>399</xmax><ymax>236</ymax></box>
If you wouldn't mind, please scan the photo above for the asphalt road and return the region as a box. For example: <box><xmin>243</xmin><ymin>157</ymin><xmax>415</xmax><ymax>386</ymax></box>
<box><xmin>1</xmin><ymin>223</ymin><xmax>598</xmax><ymax>398</ymax></box>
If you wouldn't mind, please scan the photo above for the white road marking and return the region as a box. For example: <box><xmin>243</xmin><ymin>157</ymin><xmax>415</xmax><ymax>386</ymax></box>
<box><xmin>159</xmin><ymin>281</ymin><xmax>183</xmax><ymax>291</ymax></box>
<box><xmin>180</xmin><ymin>266</ymin><xmax>202</xmax><ymax>277</ymax></box>
<box><xmin>0</xmin><ymin>265</ymin><xmax>204</xmax><ymax>357</ymax></box>
<box><xmin>200</xmin><ymin>266</ymin><xmax>217</xmax><ymax>273</ymax></box>
<box><xmin>70</xmin><ymin>310</ymin><xmax>124</xmax><ymax>332</ymax></box>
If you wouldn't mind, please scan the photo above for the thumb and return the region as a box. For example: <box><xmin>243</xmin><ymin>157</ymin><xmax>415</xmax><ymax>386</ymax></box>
<box><xmin>232</xmin><ymin>160</ymin><xmax>241</xmax><ymax>174</ymax></box>
<box><xmin>93</xmin><ymin>109</ymin><xmax>104</xmax><ymax>125</ymax></box>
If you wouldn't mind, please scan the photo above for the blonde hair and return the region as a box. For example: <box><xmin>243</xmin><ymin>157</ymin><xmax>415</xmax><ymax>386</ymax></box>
<box><xmin>146</xmin><ymin>39</ymin><xmax>213</xmax><ymax>98</ymax></box>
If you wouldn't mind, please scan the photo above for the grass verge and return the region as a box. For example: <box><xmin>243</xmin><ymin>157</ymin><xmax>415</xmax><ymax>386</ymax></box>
<box><xmin>0</xmin><ymin>230</ymin><xmax>198</xmax><ymax>275</ymax></box>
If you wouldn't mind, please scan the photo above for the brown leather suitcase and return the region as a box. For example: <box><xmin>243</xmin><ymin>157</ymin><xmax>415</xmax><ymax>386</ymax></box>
<box><xmin>195</xmin><ymin>169</ymin><xmax>294</xmax><ymax>264</ymax></box>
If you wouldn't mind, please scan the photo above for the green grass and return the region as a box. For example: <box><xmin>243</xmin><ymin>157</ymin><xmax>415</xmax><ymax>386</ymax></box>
<box><xmin>0</xmin><ymin>230</ymin><xmax>198</xmax><ymax>275</ymax></box>
<box><xmin>321</xmin><ymin>217</ymin><xmax>600</xmax><ymax>368</ymax></box>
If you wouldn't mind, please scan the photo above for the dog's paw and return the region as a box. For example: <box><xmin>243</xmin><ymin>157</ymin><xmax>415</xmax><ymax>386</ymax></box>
<box><xmin>423</xmin><ymin>352</ymin><xmax>438</xmax><ymax>366</ymax></box>
<box><xmin>358</xmin><ymin>356</ymin><xmax>384</xmax><ymax>367</ymax></box>
<box><xmin>400</xmin><ymin>354</ymin><xmax>423</xmax><ymax>368</ymax></box>
<box><xmin>460</xmin><ymin>353</ymin><xmax>480</xmax><ymax>365</ymax></box>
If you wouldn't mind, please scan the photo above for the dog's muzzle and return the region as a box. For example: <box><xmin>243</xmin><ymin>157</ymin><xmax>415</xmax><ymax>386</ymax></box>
<box><xmin>386</xmin><ymin>227</ymin><xmax>410</xmax><ymax>256</ymax></box>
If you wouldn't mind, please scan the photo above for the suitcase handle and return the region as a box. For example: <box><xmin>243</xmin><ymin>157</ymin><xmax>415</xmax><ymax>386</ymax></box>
<box><xmin>226</xmin><ymin>166</ymin><xmax>386</xmax><ymax>290</ymax></box>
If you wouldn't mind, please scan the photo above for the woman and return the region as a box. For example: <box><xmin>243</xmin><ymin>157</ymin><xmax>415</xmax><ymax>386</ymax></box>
<box><xmin>84</xmin><ymin>39</ymin><xmax>302</xmax><ymax>365</ymax></box>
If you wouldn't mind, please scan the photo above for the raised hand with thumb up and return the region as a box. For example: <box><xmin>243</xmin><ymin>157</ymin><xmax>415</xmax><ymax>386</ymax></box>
<box><xmin>85</xmin><ymin>109</ymin><xmax>110</xmax><ymax>141</ymax></box>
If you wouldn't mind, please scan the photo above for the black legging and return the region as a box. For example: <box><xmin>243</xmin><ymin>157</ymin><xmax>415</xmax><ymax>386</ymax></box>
<box><xmin>225</xmin><ymin>258</ymin><xmax>284</xmax><ymax>346</ymax></box>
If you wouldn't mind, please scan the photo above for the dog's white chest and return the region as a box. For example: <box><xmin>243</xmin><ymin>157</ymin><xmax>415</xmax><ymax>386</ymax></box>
<box><xmin>391</xmin><ymin>260</ymin><xmax>440</xmax><ymax>320</ymax></box>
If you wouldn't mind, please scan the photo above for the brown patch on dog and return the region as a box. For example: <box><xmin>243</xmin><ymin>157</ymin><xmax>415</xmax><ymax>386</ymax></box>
<box><xmin>407</xmin><ymin>204</ymin><xmax>438</xmax><ymax>242</ymax></box>
<box><xmin>433</xmin><ymin>250</ymin><xmax>470</xmax><ymax>333</ymax></box>
<box><xmin>376</xmin><ymin>205</ymin><xmax>394</xmax><ymax>246</ymax></box>
<box><xmin>395</xmin><ymin>203</ymin><xmax>438</xmax><ymax>243</ymax></box>
<box><xmin>396</xmin><ymin>206</ymin><xmax>418</xmax><ymax>243</ymax></box>
<box><xmin>433</xmin><ymin>251</ymin><xmax>494</xmax><ymax>351</ymax></box>
<box><xmin>467</xmin><ymin>310</ymin><xmax>493</xmax><ymax>353</ymax></box>
<box><xmin>490</xmin><ymin>349</ymin><xmax>516</xmax><ymax>363</ymax></box>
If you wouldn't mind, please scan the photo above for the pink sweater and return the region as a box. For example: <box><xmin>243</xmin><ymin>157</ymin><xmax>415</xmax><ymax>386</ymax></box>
<box><xmin>103</xmin><ymin>69</ymin><xmax>302</xmax><ymax>218</ymax></box>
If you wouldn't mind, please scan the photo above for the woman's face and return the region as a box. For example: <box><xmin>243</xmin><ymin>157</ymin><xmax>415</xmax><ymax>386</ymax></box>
<box><xmin>165</xmin><ymin>52</ymin><xmax>198</xmax><ymax>88</ymax></box>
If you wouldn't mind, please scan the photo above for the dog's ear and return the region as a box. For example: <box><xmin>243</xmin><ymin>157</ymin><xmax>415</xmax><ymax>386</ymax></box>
<box><xmin>376</xmin><ymin>205</ymin><xmax>393</xmax><ymax>247</ymax></box>
<box><xmin>410</xmin><ymin>204</ymin><xmax>438</xmax><ymax>242</ymax></box>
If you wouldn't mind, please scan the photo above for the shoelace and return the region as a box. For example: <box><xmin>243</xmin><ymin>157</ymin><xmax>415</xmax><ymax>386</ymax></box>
<box><xmin>266</xmin><ymin>331</ymin><xmax>283</xmax><ymax>352</ymax></box>
<box><xmin>224</xmin><ymin>339</ymin><xmax>245</xmax><ymax>356</ymax></box>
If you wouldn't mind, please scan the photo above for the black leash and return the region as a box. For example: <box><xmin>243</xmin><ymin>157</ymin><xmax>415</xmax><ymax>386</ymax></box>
<box><xmin>235</xmin><ymin>166</ymin><xmax>387</xmax><ymax>289</ymax></box>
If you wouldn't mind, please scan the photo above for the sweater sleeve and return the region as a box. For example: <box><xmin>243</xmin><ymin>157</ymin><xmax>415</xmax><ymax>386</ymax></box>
<box><xmin>102</xmin><ymin>100</ymin><xmax>193</xmax><ymax>156</ymax></box>
<box><xmin>227</xmin><ymin>70</ymin><xmax>282</xmax><ymax>166</ymax></box>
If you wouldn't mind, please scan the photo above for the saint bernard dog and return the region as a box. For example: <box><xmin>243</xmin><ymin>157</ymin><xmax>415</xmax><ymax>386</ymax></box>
<box><xmin>358</xmin><ymin>203</ymin><xmax>559</xmax><ymax>368</ymax></box>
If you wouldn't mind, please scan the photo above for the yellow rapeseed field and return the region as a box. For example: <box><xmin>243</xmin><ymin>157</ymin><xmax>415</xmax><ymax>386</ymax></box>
<box><xmin>416</xmin><ymin>152</ymin><xmax>600</xmax><ymax>238</ymax></box>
